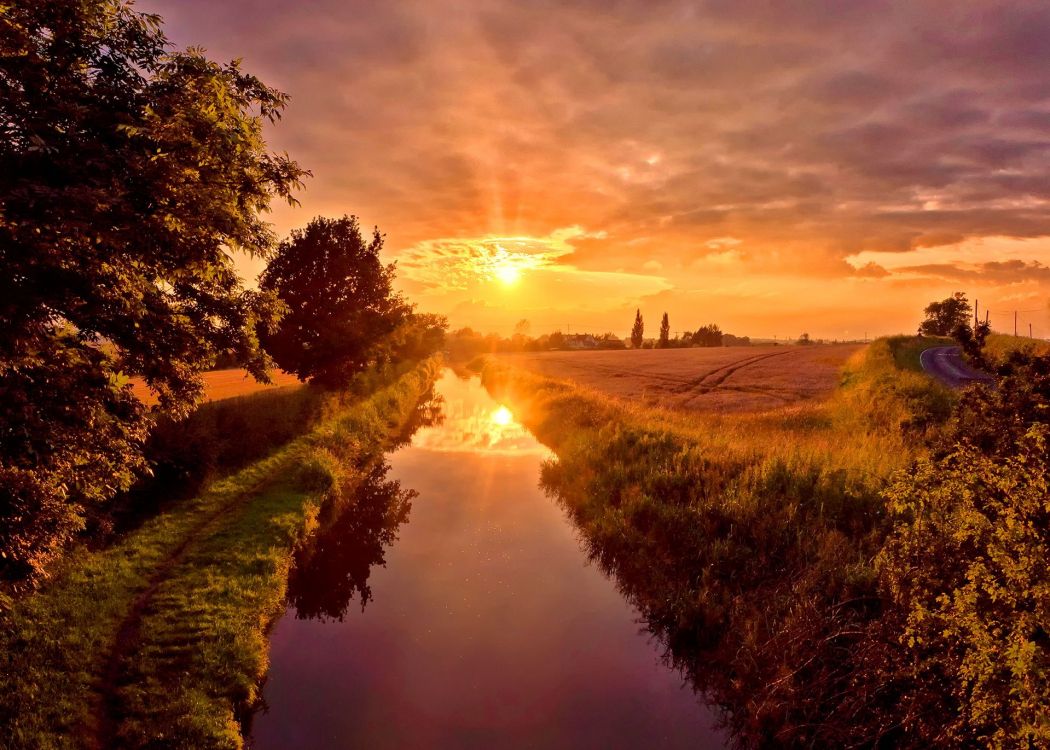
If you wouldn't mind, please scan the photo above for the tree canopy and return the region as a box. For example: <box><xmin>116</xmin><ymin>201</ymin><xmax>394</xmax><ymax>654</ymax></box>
<box><xmin>692</xmin><ymin>324</ymin><xmax>723</xmax><ymax>347</ymax></box>
<box><xmin>919</xmin><ymin>292</ymin><xmax>971</xmax><ymax>337</ymax></box>
<box><xmin>259</xmin><ymin>216</ymin><xmax>413</xmax><ymax>386</ymax></box>
<box><xmin>0</xmin><ymin>0</ymin><xmax>306</xmax><ymax>582</ymax></box>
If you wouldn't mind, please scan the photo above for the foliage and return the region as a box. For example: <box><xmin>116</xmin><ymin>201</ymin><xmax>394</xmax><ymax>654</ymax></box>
<box><xmin>692</xmin><ymin>323</ymin><xmax>723</xmax><ymax>347</ymax></box>
<box><xmin>658</xmin><ymin>312</ymin><xmax>670</xmax><ymax>348</ymax></box>
<box><xmin>919</xmin><ymin>292</ymin><xmax>972</xmax><ymax>337</ymax></box>
<box><xmin>631</xmin><ymin>309</ymin><xmax>644</xmax><ymax>348</ymax></box>
<box><xmin>0</xmin><ymin>0</ymin><xmax>305</xmax><ymax>584</ymax></box>
<box><xmin>877</xmin><ymin>354</ymin><xmax>1050</xmax><ymax>747</ymax></box>
<box><xmin>259</xmin><ymin>216</ymin><xmax>414</xmax><ymax>386</ymax></box>
<box><xmin>0</xmin><ymin>357</ymin><xmax>441</xmax><ymax>749</ymax></box>
<box><xmin>797</xmin><ymin>332</ymin><xmax>812</xmax><ymax>345</ymax></box>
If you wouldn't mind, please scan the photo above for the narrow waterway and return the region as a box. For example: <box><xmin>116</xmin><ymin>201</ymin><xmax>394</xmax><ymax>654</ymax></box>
<box><xmin>250</xmin><ymin>370</ymin><xmax>727</xmax><ymax>749</ymax></box>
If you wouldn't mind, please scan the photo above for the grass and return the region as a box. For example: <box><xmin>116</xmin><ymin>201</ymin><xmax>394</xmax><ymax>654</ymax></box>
<box><xmin>983</xmin><ymin>332</ymin><xmax>1050</xmax><ymax>367</ymax></box>
<box><xmin>884</xmin><ymin>333</ymin><xmax>955</xmax><ymax>371</ymax></box>
<box><xmin>479</xmin><ymin>338</ymin><xmax>954</xmax><ymax>746</ymax></box>
<box><xmin>0</xmin><ymin>356</ymin><xmax>442</xmax><ymax>750</ymax></box>
<box><xmin>496</xmin><ymin>344</ymin><xmax>863</xmax><ymax>413</ymax></box>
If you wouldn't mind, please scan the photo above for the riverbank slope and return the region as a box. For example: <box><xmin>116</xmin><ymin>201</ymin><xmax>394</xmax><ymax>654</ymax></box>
<box><xmin>0</xmin><ymin>357</ymin><xmax>442</xmax><ymax>750</ymax></box>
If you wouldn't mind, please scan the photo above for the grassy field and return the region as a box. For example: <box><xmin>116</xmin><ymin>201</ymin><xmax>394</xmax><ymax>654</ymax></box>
<box><xmin>0</xmin><ymin>357</ymin><xmax>441</xmax><ymax>750</ymax></box>
<box><xmin>983</xmin><ymin>332</ymin><xmax>1050</xmax><ymax>366</ymax></box>
<box><xmin>497</xmin><ymin>344</ymin><xmax>863</xmax><ymax>413</ymax></box>
<box><xmin>130</xmin><ymin>369</ymin><xmax>302</xmax><ymax>406</ymax></box>
<box><xmin>480</xmin><ymin>338</ymin><xmax>955</xmax><ymax>746</ymax></box>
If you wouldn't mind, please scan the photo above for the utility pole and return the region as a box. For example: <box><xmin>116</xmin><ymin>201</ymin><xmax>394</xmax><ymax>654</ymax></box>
<box><xmin>974</xmin><ymin>299</ymin><xmax>978</xmax><ymax>330</ymax></box>
<box><xmin>1030</xmin><ymin>323</ymin><xmax>1034</xmax><ymax>339</ymax></box>
<box><xmin>1015</xmin><ymin>310</ymin><xmax>1018</xmax><ymax>337</ymax></box>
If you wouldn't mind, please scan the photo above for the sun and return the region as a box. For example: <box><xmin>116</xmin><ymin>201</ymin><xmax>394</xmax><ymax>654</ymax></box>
<box><xmin>490</xmin><ymin>405</ymin><xmax>514</xmax><ymax>426</ymax></box>
<box><xmin>494</xmin><ymin>263</ymin><xmax>521</xmax><ymax>285</ymax></box>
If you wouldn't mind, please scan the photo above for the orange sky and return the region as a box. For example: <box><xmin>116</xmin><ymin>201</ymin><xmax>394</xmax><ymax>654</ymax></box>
<box><xmin>146</xmin><ymin>0</ymin><xmax>1050</xmax><ymax>339</ymax></box>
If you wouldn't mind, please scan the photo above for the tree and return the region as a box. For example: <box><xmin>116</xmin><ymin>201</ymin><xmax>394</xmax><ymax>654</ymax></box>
<box><xmin>0</xmin><ymin>1</ymin><xmax>306</xmax><ymax>583</ymax></box>
<box><xmin>797</xmin><ymin>332</ymin><xmax>812</xmax><ymax>345</ymax></box>
<box><xmin>919</xmin><ymin>292</ymin><xmax>971</xmax><ymax>337</ymax></box>
<box><xmin>658</xmin><ymin>312</ymin><xmax>670</xmax><ymax>348</ymax></box>
<box><xmin>631</xmin><ymin>309</ymin><xmax>644</xmax><ymax>349</ymax></box>
<box><xmin>692</xmin><ymin>324</ymin><xmax>723</xmax><ymax>347</ymax></box>
<box><xmin>260</xmin><ymin>216</ymin><xmax>412</xmax><ymax>386</ymax></box>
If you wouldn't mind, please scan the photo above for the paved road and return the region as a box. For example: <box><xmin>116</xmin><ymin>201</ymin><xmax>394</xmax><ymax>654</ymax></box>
<box><xmin>919</xmin><ymin>346</ymin><xmax>993</xmax><ymax>388</ymax></box>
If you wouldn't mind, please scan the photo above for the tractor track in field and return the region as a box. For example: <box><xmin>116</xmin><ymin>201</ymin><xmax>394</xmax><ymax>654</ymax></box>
<box><xmin>675</xmin><ymin>350</ymin><xmax>796</xmax><ymax>405</ymax></box>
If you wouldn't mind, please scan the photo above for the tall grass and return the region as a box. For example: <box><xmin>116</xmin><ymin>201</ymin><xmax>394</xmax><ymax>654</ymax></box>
<box><xmin>480</xmin><ymin>339</ymin><xmax>952</xmax><ymax>746</ymax></box>
<box><xmin>983</xmin><ymin>332</ymin><xmax>1050</xmax><ymax>367</ymax></box>
<box><xmin>0</xmin><ymin>356</ymin><xmax>442</xmax><ymax>750</ymax></box>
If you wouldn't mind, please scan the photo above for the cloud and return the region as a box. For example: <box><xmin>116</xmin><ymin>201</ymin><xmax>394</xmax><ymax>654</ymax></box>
<box><xmin>144</xmin><ymin>0</ymin><xmax>1050</xmax><ymax>334</ymax></box>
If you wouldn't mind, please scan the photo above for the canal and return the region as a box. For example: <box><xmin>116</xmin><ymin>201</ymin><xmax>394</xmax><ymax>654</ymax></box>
<box><xmin>250</xmin><ymin>370</ymin><xmax>727</xmax><ymax>748</ymax></box>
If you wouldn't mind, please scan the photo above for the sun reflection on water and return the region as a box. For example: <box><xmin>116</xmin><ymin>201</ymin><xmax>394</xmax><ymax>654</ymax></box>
<box><xmin>409</xmin><ymin>374</ymin><xmax>550</xmax><ymax>456</ymax></box>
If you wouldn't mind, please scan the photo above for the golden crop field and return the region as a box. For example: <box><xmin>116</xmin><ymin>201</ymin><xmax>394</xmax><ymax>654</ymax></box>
<box><xmin>131</xmin><ymin>368</ymin><xmax>302</xmax><ymax>405</ymax></box>
<box><xmin>498</xmin><ymin>344</ymin><xmax>864</xmax><ymax>413</ymax></box>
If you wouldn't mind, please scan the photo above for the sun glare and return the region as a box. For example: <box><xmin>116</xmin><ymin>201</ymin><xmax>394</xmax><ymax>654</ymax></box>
<box><xmin>494</xmin><ymin>263</ymin><xmax>521</xmax><ymax>285</ymax></box>
<box><xmin>491</xmin><ymin>405</ymin><xmax>514</xmax><ymax>426</ymax></box>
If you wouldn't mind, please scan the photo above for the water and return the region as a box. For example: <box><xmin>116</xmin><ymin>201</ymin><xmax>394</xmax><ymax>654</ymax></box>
<box><xmin>250</xmin><ymin>371</ymin><xmax>727</xmax><ymax>749</ymax></box>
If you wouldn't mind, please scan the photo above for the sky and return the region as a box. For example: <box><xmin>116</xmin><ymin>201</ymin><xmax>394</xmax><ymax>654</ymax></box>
<box><xmin>144</xmin><ymin>0</ymin><xmax>1050</xmax><ymax>339</ymax></box>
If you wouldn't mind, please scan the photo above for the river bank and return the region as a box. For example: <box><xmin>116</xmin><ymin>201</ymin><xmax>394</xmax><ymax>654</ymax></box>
<box><xmin>477</xmin><ymin>340</ymin><xmax>953</xmax><ymax>746</ymax></box>
<box><xmin>0</xmin><ymin>357</ymin><xmax>441</xmax><ymax>750</ymax></box>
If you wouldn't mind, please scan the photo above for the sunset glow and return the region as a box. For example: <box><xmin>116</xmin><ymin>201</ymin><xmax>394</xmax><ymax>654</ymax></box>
<box><xmin>149</xmin><ymin>0</ymin><xmax>1050</xmax><ymax>339</ymax></box>
<box><xmin>491</xmin><ymin>405</ymin><xmax>514</xmax><ymax>425</ymax></box>
<box><xmin>494</xmin><ymin>263</ymin><xmax>521</xmax><ymax>286</ymax></box>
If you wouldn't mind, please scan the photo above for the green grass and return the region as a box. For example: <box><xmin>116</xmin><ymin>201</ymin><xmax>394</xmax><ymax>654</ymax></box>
<box><xmin>0</xmin><ymin>356</ymin><xmax>442</xmax><ymax>750</ymax></box>
<box><xmin>884</xmin><ymin>334</ymin><xmax>955</xmax><ymax>372</ymax></box>
<box><xmin>478</xmin><ymin>338</ymin><xmax>954</xmax><ymax>746</ymax></box>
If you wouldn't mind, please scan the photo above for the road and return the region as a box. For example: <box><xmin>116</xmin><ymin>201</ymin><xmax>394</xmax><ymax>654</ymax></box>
<box><xmin>919</xmin><ymin>346</ymin><xmax>993</xmax><ymax>388</ymax></box>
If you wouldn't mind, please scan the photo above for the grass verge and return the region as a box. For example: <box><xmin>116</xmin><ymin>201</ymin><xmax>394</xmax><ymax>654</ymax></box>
<box><xmin>0</xmin><ymin>356</ymin><xmax>442</xmax><ymax>750</ymax></box>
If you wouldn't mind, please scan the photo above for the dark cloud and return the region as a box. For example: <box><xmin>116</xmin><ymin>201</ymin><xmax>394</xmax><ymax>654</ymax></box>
<box><xmin>144</xmin><ymin>0</ymin><xmax>1050</xmax><ymax>285</ymax></box>
<box><xmin>902</xmin><ymin>260</ymin><xmax>1050</xmax><ymax>284</ymax></box>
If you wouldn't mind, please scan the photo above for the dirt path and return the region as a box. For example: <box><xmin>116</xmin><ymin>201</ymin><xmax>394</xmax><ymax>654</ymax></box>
<box><xmin>89</xmin><ymin>476</ymin><xmax>275</xmax><ymax>750</ymax></box>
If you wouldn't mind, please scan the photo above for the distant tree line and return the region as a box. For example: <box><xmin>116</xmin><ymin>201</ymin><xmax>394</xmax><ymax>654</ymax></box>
<box><xmin>627</xmin><ymin>310</ymin><xmax>752</xmax><ymax>349</ymax></box>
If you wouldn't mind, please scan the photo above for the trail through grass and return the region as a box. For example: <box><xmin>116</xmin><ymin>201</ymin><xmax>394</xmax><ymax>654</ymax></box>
<box><xmin>0</xmin><ymin>357</ymin><xmax>441</xmax><ymax>750</ymax></box>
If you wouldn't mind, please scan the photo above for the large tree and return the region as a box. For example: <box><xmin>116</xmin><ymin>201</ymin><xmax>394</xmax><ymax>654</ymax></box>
<box><xmin>0</xmin><ymin>0</ymin><xmax>306</xmax><ymax>582</ymax></box>
<box><xmin>919</xmin><ymin>292</ymin><xmax>972</xmax><ymax>337</ymax></box>
<box><xmin>259</xmin><ymin>216</ymin><xmax>412</xmax><ymax>386</ymax></box>
<box><xmin>658</xmin><ymin>312</ymin><xmax>670</xmax><ymax>348</ymax></box>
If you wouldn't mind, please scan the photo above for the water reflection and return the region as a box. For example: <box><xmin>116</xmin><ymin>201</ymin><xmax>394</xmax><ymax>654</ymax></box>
<box><xmin>286</xmin><ymin>390</ymin><xmax>445</xmax><ymax>622</ymax></box>
<box><xmin>408</xmin><ymin>382</ymin><xmax>548</xmax><ymax>456</ymax></box>
<box><xmin>251</xmin><ymin>372</ymin><xmax>725</xmax><ymax>749</ymax></box>
<box><xmin>287</xmin><ymin>462</ymin><xmax>415</xmax><ymax>621</ymax></box>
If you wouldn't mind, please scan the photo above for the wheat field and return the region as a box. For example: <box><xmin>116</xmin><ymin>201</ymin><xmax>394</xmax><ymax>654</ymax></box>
<box><xmin>497</xmin><ymin>345</ymin><xmax>863</xmax><ymax>413</ymax></box>
<box><xmin>131</xmin><ymin>368</ymin><xmax>302</xmax><ymax>405</ymax></box>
